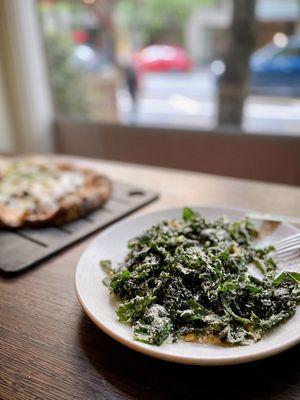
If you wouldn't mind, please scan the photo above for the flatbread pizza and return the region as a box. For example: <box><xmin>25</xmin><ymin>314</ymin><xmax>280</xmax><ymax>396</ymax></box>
<box><xmin>0</xmin><ymin>157</ymin><xmax>112</xmax><ymax>228</ymax></box>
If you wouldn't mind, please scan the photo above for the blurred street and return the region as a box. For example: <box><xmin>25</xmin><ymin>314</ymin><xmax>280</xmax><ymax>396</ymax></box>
<box><xmin>118</xmin><ymin>70</ymin><xmax>300</xmax><ymax>135</ymax></box>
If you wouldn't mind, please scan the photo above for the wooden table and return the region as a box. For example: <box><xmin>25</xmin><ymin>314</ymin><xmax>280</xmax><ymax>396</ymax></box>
<box><xmin>1</xmin><ymin>158</ymin><xmax>299</xmax><ymax>400</ymax></box>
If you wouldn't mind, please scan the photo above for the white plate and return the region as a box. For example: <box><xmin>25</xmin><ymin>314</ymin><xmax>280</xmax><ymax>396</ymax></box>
<box><xmin>75</xmin><ymin>206</ymin><xmax>300</xmax><ymax>365</ymax></box>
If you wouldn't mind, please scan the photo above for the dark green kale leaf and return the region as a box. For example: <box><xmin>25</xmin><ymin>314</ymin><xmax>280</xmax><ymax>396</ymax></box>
<box><xmin>99</xmin><ymin>260</ymin><xmax>113</xmax><ymax>274</ymax></box>
<box><xmin>274</xmin><ymin>271</ymin><xmax>300</xmax><ymax>286</ymax></box>
<box><xmin>133</xmin><ymin>305</ymin><xmax>172</xmax><ymax>345</ymax></box>
<box><xmin>183</xmin><ymin>207</ymin><xmax>195</xmax><ymax>222</ymax></box>
<box><xmin>101</xmin><ymin>209</ymin><xmax>300</xmax><ymax>346</ymax></box>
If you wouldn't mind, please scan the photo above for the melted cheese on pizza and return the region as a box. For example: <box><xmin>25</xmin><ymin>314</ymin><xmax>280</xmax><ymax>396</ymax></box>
<box><xmin>0</xmin><ymin>159</ymin><xmax>85</xmax><ymax>212</ymax></box>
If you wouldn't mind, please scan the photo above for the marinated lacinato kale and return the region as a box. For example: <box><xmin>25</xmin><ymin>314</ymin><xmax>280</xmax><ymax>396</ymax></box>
<box><xmin>101</xmin><ymin>208</ymin><xmax>300</xmax><ymax>346</ymax></box>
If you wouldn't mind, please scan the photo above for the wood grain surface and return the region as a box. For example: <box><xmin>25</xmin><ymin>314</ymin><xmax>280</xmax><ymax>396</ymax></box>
<box><xmin>0</xmin><ymin>157</ymin><xmax>299</xmax><ymax>400</ymax></box>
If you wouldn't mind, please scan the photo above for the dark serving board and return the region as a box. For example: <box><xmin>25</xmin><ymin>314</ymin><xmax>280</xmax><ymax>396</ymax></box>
<box><xmin>0</xmin><ymin>181</ymin><xmax>158</xmax><ymax>275</ymax></box>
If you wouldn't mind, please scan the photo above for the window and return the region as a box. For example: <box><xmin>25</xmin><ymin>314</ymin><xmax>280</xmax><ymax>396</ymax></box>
<box><xmin>37</xmin><ymin>0</ymin><xmax>300</xmax><ymax>135</ymax></box>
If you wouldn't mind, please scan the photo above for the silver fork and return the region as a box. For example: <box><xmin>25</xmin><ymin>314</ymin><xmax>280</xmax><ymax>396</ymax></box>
<box><xmin>273</xmin><ymin>233</ymin><xmax>300</xmax><ymax>260</ymax></box>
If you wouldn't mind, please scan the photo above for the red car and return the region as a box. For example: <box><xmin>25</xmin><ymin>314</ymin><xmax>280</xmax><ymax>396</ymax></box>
<box><xmin>134</xmin><ymin>45</ymin><xmax>192</xmax><ymax>73</ymax></box>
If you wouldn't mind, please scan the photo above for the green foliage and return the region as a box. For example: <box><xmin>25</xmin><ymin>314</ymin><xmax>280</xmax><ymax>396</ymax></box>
<box><xmin>117</xmin><ymin>0</ymin><xmax>217</xmax><ymax>44</ymax></box>
<box><xmin>43</xmin><ymin>33</ymin><xmax>89</xmax><ymax>117</ymax></box>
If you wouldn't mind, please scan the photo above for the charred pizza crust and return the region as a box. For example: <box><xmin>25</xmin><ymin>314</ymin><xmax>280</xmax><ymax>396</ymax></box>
<box><xmin>0</xmin><ymin>159</ymin><xmax>112</xmax><ymax>228</ymax></box>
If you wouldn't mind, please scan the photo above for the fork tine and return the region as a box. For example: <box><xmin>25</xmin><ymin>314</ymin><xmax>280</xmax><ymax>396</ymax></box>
<box><xmin>272</xmin><ymin>232</ymin><xmax>300</xmax><ymax>261</ymax></box>
<box><xmin>274</xmin><ymin>250</ymin><xmax>299</xmax><ymax>261</ymax></box>
<box><xmin>275</xmin><ymin>244</ymin><xmax>300</xmax><ymax>256</ymax></box>
<box><xmin>276</xmin><ymin>237</ymin><xmax>300</xmax><ymax>251</ymax></box>
<box><xmin>275</xmin><ymin>232</ymin><xmax>300</xmax><ymax>246</ymax></box>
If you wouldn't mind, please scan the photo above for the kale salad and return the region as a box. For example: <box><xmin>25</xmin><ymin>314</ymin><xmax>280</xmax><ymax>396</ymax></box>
<box><xmin>101</xmin><ymin>208</ymin><xmax>300</xmax><ymax>346</ymax></box>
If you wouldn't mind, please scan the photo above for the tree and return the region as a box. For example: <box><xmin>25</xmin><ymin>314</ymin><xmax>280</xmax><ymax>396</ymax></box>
<box><xmin>43</xmin><ymin>32</ymin><xmax>89</xmax><ymax>117</ymax></box>
<box><xmin>85</xmin><ymin>0</ymin><xmax>217</xmax><ymax>64</ymax></box>
<box><xmin>217</xmin><ymin>0</ymin><xmax>257</xmax><ymax>128</ymax></box>
<box><xmin>117</xmin><ymin>0</ymin><xmax>215</xmax><ymax>45</ymax></box>
<box><xmin>89</xmin><ymin>0</ymin><xmax>117</xmax><ymax>64</ymax></box>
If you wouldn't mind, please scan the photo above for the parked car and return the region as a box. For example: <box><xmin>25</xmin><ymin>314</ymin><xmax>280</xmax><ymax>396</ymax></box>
<box><xmin>134</xmin><ymin>45</ymin><xmax>192</xmax><ymax>73</ymax></box>
<box><xmin>250</xmin><ymin>36</ymin><xmax>300</xmax><ymax>96</ymax></box>
<box><xmin>212</xmin><ymin>36</ymin><xmax>300</xmax><ymax>97</ymax></box>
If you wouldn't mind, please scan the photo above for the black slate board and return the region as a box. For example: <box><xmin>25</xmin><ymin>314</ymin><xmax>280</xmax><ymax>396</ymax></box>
<box><xmin>0</xmin><ymin>181</ymin><xmax>158</xmax><ymax>275</ymax></box>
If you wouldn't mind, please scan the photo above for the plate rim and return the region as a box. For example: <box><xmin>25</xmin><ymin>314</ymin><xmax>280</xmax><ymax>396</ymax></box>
<box><xmin>75</xmin><ymin>205</ymin><xmax>300</xmax><ymax>366</ymax></box>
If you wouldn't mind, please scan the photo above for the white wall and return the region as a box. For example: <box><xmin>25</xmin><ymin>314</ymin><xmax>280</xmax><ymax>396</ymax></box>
<box><xmin>0</xmin><ymin>61</ymin><xmax>14</xmax><ymax>153</ymax></box>
<box><xmin>0</xmin><ymin>0</ymin><xmax>54</xmax><ymax>154</ymax></box>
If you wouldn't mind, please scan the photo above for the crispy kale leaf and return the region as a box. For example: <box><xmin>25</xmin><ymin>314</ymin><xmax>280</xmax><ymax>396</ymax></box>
<box><xmin>102</xmin><ymin>208</ymin><xmax>299</xmax><ymax>346</ymax></box>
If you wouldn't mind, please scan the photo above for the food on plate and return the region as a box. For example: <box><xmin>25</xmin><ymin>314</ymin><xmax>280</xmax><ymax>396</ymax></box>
<box><xmin>0</xmin><ymin>157</ymin><xmax>111</xmax><ymax>228</ymax></box>
<box><xmin>101</xmin><ymin>208</ymin><xmax>300</xmax><ymax>346</ymax></box>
